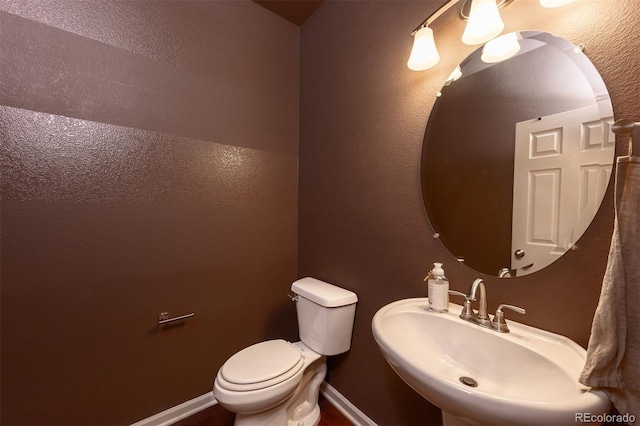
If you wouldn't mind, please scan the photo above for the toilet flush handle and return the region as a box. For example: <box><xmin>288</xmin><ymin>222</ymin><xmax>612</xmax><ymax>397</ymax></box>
<box><xmin>286</xmin><ymin>293</ymin><xmax>299</xmax><ymax>302</ymax></box>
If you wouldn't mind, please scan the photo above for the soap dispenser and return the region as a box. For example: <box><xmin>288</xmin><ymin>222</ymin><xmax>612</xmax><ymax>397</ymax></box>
<box><xmin>426</xmin><ymin>262</ymin><xmax>449</xmax><ymax>312</ymax></box>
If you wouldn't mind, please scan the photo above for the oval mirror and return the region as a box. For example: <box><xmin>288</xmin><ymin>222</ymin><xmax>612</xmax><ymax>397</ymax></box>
<box><xmin>421</xmin><ymin>31</ymin><xmax>614</xmax><ymax>278</ymax></box>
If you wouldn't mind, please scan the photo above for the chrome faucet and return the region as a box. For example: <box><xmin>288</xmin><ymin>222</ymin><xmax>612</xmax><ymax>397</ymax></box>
<box><xmin>448</xmin><ymin>278</ymin><xmax>526</xmax><ymax>332</ymax></box>
<box><xmin>468</xmin><ymin>278</ymin><xmax>491</xmax><ymax>327</ymax></box>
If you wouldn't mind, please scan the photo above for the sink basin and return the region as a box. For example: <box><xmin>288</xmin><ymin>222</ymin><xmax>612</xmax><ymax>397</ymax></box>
<box><xmin>372</xmin><ymin>298</ymin><xmax>609</xmax><ymax>425</ymax></box>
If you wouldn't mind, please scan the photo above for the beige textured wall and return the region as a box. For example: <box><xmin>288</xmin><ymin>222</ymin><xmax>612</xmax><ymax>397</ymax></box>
<box><xmin>299</xmin><ymin>1</ymin><xmax>640</xmax><ymax>424</ymax></box>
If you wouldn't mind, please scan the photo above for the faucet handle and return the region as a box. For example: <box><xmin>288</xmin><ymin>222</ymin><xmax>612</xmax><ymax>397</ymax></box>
<box><xmin>448</xmin><ymin>290</ymin><xmax>475</xmax><ymax>320</ymax></box>
<box><xmin>497</xmin><ymin>304</ymin><xmax>526</xmax><ymax>315</ymax></box>
<box><xmin>491</xmin><ymin>304</ymin><xmax>526</xmax><ymax>333</ymax></box>
<box><xmin>448</xmin><ymin>290</ymin><xmax>468</xmax><ymax>299</ymax></box>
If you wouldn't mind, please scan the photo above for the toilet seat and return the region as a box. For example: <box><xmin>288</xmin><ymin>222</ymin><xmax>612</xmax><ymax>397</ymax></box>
<box><xmin>218</xmin><ymin>340</ymin><xmax>304</xmax><ymax>392</ymax></box>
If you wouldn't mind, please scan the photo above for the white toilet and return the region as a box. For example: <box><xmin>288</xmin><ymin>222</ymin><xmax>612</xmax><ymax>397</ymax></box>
<box><xmin>213</xmin><ymin>277</ymin><xmax>358</xmax><ymax>426</ymax></box>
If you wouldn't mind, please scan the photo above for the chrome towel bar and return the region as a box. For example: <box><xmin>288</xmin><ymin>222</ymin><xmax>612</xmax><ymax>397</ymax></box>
<box><xmin>158</xmin><ymin>312</ymin><xmax>195</xmax><ymax>325</ymax></box>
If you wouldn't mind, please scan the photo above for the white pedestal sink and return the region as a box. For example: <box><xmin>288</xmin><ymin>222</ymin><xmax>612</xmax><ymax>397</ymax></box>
<box><xmin>372</xmin><ymin>298</ymin><xmax>609</xmax><ymax>425</ymax></box>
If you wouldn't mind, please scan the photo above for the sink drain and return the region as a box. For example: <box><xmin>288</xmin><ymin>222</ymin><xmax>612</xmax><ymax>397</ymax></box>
<box><xmin>459</xmin><ymin>376</ymin><xmax>478</xmax><ymax>387</ymax></box>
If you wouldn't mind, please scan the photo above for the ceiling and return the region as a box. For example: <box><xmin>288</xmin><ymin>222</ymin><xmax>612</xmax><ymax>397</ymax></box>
<box><xmin>253</xmin><ymin>0</ymin><xmax>324</xmax><ymax>26</ymax></box>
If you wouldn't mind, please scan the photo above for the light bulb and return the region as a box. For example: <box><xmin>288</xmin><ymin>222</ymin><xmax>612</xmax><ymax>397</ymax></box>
<box><xmin>407</xmin><ymin>26</ymin><xmax>440</xmax><ymax>71</ymax></box>
<box><xmin>481</xmin><ymin>32</ymin><xmax>521</xmax><ymax>63</ymax></box>
<box><xmin>462</xmin><ymin>0</ymin><xmax>505</xmax><ymax>45</ymax></box>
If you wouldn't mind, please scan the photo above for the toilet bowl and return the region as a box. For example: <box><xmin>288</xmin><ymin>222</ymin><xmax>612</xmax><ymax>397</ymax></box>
<box><xmin>213</xmin><ymin>277</ymin><xmax>358</xmax><ymax>426</ymax></box>
<box><xmin>214</xmin><ymin>340</ymin><xmax>325</xmax><ymax>425</ymax></box>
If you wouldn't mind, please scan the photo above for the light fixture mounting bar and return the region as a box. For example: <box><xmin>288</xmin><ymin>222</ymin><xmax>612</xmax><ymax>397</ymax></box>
<box><xmin>411</xmin><ymin>0</ymin><xmax>460</xmax><ymax>35</ymax></box>
<box><xmin>459</xmin><ymin>0</ymin><xmax>514</xmax><ymax>19</ymax></box>
<box><xmin>411</xmin><ymin>0</ymin><xmax>514</xmax><ymax>34</ymax></box>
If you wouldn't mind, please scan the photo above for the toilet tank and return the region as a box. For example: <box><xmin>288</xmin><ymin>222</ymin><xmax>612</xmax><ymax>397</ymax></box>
<box><xmin>291</xmin><ymin>277</ymin><xmax>358</xmax><ymax>356</ymax></box>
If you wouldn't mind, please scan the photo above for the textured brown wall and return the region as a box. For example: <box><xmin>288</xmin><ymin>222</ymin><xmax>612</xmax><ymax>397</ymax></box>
<box><xmin>299</xmin><ymin>1</ymin><xmax>640</xmax><ymax>425</ymax></box>
<box><xmin>0</xmin><ymin>1</ymin><xmax>299</xmax><ymax>425</ymax></box>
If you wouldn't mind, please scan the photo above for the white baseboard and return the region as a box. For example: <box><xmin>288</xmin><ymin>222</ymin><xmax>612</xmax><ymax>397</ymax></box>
<box><xmin>320</xmin><ymin>382</ymin><xmax>377</xmax><ymax>426</ymax></box>
<box><xmin>130</xmin><ymin>381</ymin><xmax>376</xmax><ymax>426</ymax></box>
<box><xmin>130</xmin><ymin>391</ymin><xmax>217</xmax><ymax>426</ymax></box>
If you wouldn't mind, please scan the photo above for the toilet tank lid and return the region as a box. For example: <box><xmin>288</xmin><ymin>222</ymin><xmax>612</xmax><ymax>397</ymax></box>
<box><xmin>291</xmin><ymin>277</ymin><xmax>358</xmax><ymax>307</ymax></box>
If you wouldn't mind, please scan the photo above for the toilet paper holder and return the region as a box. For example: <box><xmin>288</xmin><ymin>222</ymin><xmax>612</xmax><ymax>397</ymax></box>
<box><xmin>158</xmin><ymin>311</ymin><xmax>195</xmax><ymax>325</ymax></box>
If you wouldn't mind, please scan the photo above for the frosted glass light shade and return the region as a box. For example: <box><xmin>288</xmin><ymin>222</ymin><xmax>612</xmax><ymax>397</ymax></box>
<box><xmin>481</xmin><ymin>32</ymin><xmax>521</xmax><ymax>63</ymax></box>
<box><xmin>407</xmin><ymin>26</ymin><xmax>440</xmax><ymax>71</ymax></box>
<box><xmin>462</xmin><ymin>0</ymin><xmax>505</xmax><ymax>45</ymax></box>
<box><xmin>540</xmin><ymin>0</ymin><xmax>576</xmax><ymax>7</ymax></box>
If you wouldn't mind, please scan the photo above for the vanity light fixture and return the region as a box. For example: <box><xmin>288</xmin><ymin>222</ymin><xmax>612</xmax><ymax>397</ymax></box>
<box><xmin>407</xmin><ymin>0</ymin><xmax>458</xmax><ymax>71</ymax></box>
<box><xmin>408</xmin><ymin>0</ymin><xmax>575</xmax><ymax>71</ymax></box>
<box><xmin>481</xmin><ymin>31</ymin><xmax>522</xmax><ymax>63</ymax></box>
<box><xmin>461</xmin><ymin>0</ymin><xmax>505</xmax><ymax>45</ymax></box>
<box><xmin>407</xmin><ymin>26</ymin><xmax>441</xmax><ymax>71</ymax></box>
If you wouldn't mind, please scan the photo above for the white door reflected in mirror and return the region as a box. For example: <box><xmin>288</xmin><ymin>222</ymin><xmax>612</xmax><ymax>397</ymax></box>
<box><xmin>512</xmin><ymin>102</ymin><xmax>614</xmax><ymax>275</ymax></box>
